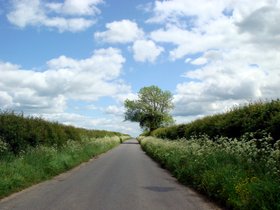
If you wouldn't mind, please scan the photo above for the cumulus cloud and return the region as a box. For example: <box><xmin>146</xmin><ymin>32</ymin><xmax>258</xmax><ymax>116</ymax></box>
<box><xmin>0</xmin><ymin>91</ymin><xmax>14</xmax><ymax>109</ymax></box>
<box><xmin>94</xmin><ymin>19</ymin><xmax>144</xmax><ymax>43</ymax></box>
<box><xmin>95</xmin><ymin>19</ymin><xmax>164</xmax><ymax>63</ymax></box>
<box><xmin>7</xmin><ymin>0</ymin><xmax>103</xmax><ymax>32</ymax></box>
<box><xmin>132</xmin><ymin>40</ymin><xmax>164</xmax><ymax>62</ymax></box>
<box><xmin>190</xmin><ymin>57</ymin><xmax>208</xmax><ymax>65</ymax></box>
<box><xmin>237</xmin><ymin>6</ymin><xmax>280</xmax><ymax>48</ymax></box>
<box><xmin>39</xmin><ymin>112</ymin><xmax>139</xmax><ymax>136</ymax></box>
<box><xmin>150</xmin><ymin>20</ymin><xmax>239</xmax><ymax>60</ymax></box>
<box><xmin>104</xmin><ymin>105</ymin><xmax>124</xmax><ymax>116</ymax></box>
<box><xmin>147</xmin><ymin>0</ymin><xmax>227</xmax><ymax>25</ymax></box>
<box><xmin>148</xmin><ymin>0</ymin><xmax>278</xmax><ymax>27</ymax></box>
<box><xmin>89</xmin><ymin>116</ymin><xmax>140</xmax><ymax>136</ymax></box>
<box><xmin>173</xmin><ymin>46</ymin><xmax>280</xmax><ymax>119</ymax></box>
<box><xmin>46</xmin><ymin>0</ymin><xmax>103</xmax><ymax>16</ymax></box>
<box><xmin>0</xmin><ymin>48</ymin><xmax>130</xmax><ymax>113</ymax></box>
<box><xmin>149</xmin><ymin>0</ymin><xmax>280</xmax><ymax>60</ymax></box>
<box><xmin>147</xmin><ymin>0</ymin><xmax>280</xmax><ymax>122</ymax></box>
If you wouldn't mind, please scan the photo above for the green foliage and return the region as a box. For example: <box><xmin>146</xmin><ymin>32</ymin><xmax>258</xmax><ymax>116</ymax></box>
<box><xmin>0</xmin><ymin>110</ymin><xmax>130</xmax><ymax>198</ymax></box>
<box><xmin>0</xmin><ymin>137</ymin><xmax>120</xmax><ymax>198</ymax></box>
<box><xmin>0</xmin><ymin>137</ymin><xmax>8</xmax><ymax>157</ymax></box>
<box><xmin>141</xmin><ymin>136</ymin><xmax>280</xmax><ymax>210</ymax></box>
<box><xmin>151</xmin><ymin>100</ymin><xmax>280</xmax><ymax>142</ymax></box>
<box><xmin>0</xmin><ymin>111</ymin><xmax>128</xmax><ymax>155</ymax></box>
<box><xmin>124</xmin><ymin>85</ymin><xmax>174</xmax><ymax>132</ymax></box>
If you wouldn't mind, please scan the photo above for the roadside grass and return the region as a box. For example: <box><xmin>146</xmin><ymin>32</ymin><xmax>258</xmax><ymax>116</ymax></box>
<box><xmin>0</xmin><ymin>136</ymin><xmax>122</xmax><ymax>199</ymax></box>
<box><xmin>140</xmin><ymin>136</ymin><xmax>280</xmax><ymax>210</ymax></box>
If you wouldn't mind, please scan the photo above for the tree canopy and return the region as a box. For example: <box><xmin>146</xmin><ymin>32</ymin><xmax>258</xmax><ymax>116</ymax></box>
<box><xmin>124</xmin><ymin>85</ymin><xmax>174</xmax><ymax>132</ymax></box>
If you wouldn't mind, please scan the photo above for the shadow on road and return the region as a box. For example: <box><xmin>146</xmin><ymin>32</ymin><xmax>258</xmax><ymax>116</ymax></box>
<box><xmin>143</xmin><ymin>186</ymin><xmax>176</xmax><ymax>192</ymax></box>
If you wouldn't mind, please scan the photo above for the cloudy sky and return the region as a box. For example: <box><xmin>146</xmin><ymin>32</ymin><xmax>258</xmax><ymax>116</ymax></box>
<box><xmin>1</xmin><ymin>0</ymin><xmax>280</xmax><ymax>136</ymax></box>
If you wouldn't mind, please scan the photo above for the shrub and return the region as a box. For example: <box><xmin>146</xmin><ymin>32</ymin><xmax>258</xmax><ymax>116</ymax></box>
<box><xmin>151</xmin><ymin>100</ymin><xmax>280</xmax><ymax>143</ymax></box>
<box><xmin>0</xmin><ymin>110</ymin><xmax>129</xmax><ymax>154</ymax></box>
<box><xmin>0</xmin><ymin>137</ymin><xmax>9</xmax><ymax>156</ymax></box>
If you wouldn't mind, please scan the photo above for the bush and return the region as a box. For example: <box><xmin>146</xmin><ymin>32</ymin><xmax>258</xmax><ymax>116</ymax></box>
<box><xmin>0</xmin><ymin>137</ymin><xmax>9</xmax><ymax>156</ymax></box>
<box><xmin>151</xmin><ymin>100</ymin><xmax>280</xmax><ymax>143</ymax></box>
<box><xmin>0</xmin><ymin>111</ymin><xmax>129</xmax><ymax>154</ymax></box>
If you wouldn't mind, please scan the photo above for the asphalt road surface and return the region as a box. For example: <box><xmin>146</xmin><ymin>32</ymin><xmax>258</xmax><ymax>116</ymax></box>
<box><xmin>0</xmin><ymin>139</ymin><xmax>221</xmax><ymax>210</ymax></box>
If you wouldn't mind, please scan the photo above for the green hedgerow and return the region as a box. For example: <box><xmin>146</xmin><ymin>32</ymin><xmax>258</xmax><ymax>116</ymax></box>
<box><xmin>151</xmin><ymin>99</ymin><xmax>280</xmax><ymax>143</ymax></box>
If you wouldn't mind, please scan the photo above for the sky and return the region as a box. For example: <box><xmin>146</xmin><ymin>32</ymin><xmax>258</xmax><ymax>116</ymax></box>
<box><xmin>0</xmin><ymin>0</ymin><xmax>280</xmax><ymax>137</ymax></box>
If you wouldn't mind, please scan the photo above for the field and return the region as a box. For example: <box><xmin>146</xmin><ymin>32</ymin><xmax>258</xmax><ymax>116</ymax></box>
<box><xmin>0</xmin><ymin>111</ymin><xmax>130</xmax><ymax>198</ymax></box>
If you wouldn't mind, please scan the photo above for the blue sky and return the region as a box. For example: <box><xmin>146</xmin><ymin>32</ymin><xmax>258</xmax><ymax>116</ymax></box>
<box><xmin>1</xmin><ymin>0</ymin><xmax>280</xmax><ymax>136</ymax></box>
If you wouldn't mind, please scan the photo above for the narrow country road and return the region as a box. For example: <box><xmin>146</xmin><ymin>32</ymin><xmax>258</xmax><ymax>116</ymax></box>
<box><xmin>0</xmin><ymin>139</ymin><xmax>221</xmax><ymax>210</ymax></box>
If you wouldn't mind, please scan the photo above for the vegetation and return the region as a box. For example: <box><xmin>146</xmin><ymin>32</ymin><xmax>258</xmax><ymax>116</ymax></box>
<box><xmin>124</xmin><ymin>85</ymin><xmax>174</xmax><ymax>132</ymax></box>
<box><xmin>140</xmin><ymin>136</ymin><xmax>280</xmax><ymax>210</ymax></box>
<box><xmin>0</xmin><ymin>137</ymin><xmax>123</xmax><ymax>198</ymax></box>
<box><xmin>0</xmin><ymin>110</ymin><xmax>130</xmax><ymax>198</ymax></box>
<box><xmin>0</xmin><ymin>110</ymin><xmax>128</xmax><ymax>155</ymax></box>
<box><xmin>140</xmin><ymin>100</ymin><xmax>280</xmax><ymax>209</ymax></box>
<box><xmin>151</xmin><ymin>100</ymin><xmax>280</xmax><ymax>143</ymax></box>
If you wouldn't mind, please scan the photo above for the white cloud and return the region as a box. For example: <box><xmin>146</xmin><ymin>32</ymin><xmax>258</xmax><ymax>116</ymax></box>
<box><xmin>173</xmin><ymin>47</ymin><xmax>280</xmax><ymax>121</ymax></box>
<box><xmin>149</xmin><ymin>1</ymin><xmax>280</xmax><ymax>60</ymax></box>
<box><xmin>0</xmin><ymin>91</ymin><xmax>14</xmax><ymax>109</ymax></box>
<box><xmin>7</xmin><ymin>0</ymin><xmax>103</xmax><ymax>32</ymax></box>
<box><xmin>44</xmin><ymin>17</ymin><xmax>94</xmax><ymax>33</ymax></box>
<box><xmin>94</xmin><ymin>19</ymin><xmax>144</xmax><ymax>43</ymax></box>
<box><xmin>150</xmin><ymin>20</ymin><xmax>239</xmax><ymax>60</ymax></box>
<box><xmin>147</xmin><ymin>0</ymin><xmax>228</xmax><ymax>26</ymax></box>
<box><xmin>185</xmin><ymin>58</ymin><xmax>191</xmax><ymax>63</ymax></box>
<box><xmin>237</xmin><ymin>6</ymin><xmax>280</xmax><ymax>49</ymax></box>
<box><xmin>104</xmin><ymin>105</ymin><xmax>124</xmax><ymax>116</ymax></box>
<box><xmin>46</xmin><ymin>0</ymin><xmax>103</xmax><ymax>16</ymax></box>
<box><xmin>132</xmin><ymin>40</ymin><xmax>164</xmax><ymax>62</ymax></box>
<box><xmin>147</xmin><ymin>0</ymin><xmax>280</xmax><ymax>122</ymax></box>
<box><xmin>88</xmin><ymin>116</ymin><xmax>140</xmax><ymax>136</ymax></box>
<box><xmin>0</xmin><ymin>48</ymin><xmax>130</xmax><ymax>113</ymax></box>
<box><xmin>45</xmin><ymin>112</ymin><xmax>141</xmax><ymax>136</ymax></box>
<box><xmin>148</xmin><ymin>0</ymin><xmax>277</xmax><ymax>27</ymax></box>
<box><xmin>190</xmin><ymin>57</ymin><xmax>208</xmax><ymax>65</ymax></box>
<box><xmin>136</xmin><ymin>2</ymin><xmax>154</xmax><ymax>13</ymax></box>
<box><xmin>7</xmin><ymin>0</ymin><xmax>43</xmax><ymax>28</ymax></box>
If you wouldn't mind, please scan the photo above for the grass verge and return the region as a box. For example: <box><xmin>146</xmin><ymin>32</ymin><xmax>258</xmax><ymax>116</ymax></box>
<box><xmin>140</xmin><ymin>136</ymin><xmax>280</xmax><ymax>210</ymax></box>
<box><xmin>0</xmin><ymin>136</ymin><xmax>121</xmax><ymax>199</ymax></box>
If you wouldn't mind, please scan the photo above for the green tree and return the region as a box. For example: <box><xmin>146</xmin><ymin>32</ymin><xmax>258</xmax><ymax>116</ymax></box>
<box><xmin>124</xmin><ymin>85</ymin><xmax>174</xmax><ymax>132</ymax></box>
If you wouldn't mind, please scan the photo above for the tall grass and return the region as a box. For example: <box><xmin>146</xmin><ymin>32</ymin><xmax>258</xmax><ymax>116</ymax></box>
<box><xmin>151</xmin><ymin>100</ymin><xmax>280</xmax><ymax>143</ymax></box>
<box><xmin>140</xmin><ymin>136</ymin><xmax>280</xmax><ymax>210</ymax></box>
<box><xmin>0</xmin><ymin>137</ymin><xmax>123</xmax><ymax>199</ymax></box>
